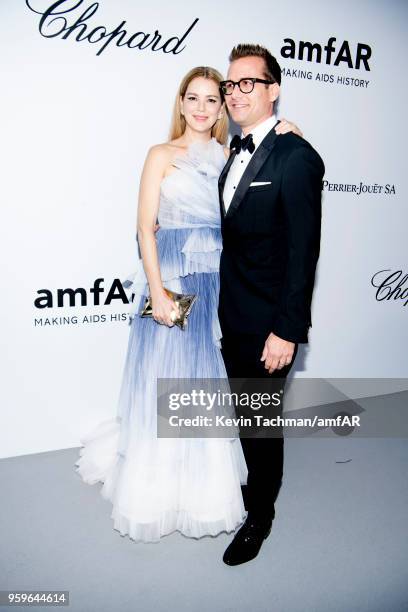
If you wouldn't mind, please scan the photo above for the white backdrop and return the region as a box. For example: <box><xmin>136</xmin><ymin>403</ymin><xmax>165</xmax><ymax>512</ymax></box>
<box><xmin>1</xmin><ymin>0</ymin><xmax>407</xmax><ymax>458</ymax></box>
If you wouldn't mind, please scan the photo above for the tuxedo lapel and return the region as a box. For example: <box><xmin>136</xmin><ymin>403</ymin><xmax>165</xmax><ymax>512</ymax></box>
<box><xmin>226</xmin><ymin>125</ymin><xmax>279</xmax><ymax>219</ymax></box>
<box><xmin>218</xmin><ymin>150</ymin><xmax>237</xmax><ymax>218</ymax></box>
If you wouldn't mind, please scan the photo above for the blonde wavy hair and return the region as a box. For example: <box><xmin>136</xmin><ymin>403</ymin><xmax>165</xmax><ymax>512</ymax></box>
<box><xmin>169</xmin><ymin>66</ymin><xmax>228</xmax><ymax>145</ymax></box>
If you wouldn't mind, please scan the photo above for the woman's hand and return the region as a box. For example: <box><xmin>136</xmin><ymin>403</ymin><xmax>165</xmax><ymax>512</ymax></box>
<box><xmin>151</xmin><ymin>289</ymin><xmax>180</xmax><ymax>327</ymax></box>
<box><xmin>275</xmin><ymin>118</ymin><xmax>303</xmax><ymax>138</ymax></box>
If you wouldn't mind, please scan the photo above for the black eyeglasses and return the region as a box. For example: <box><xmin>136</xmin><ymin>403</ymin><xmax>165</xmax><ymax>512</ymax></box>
<box><xmin>219</xmin><ymin>77</ymin><xmax>274</xmax><ymax>95</ymax></box>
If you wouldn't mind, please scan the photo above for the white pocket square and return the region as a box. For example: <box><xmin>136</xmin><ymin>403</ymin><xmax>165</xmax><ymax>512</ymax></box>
<box><xmin>250</xmin><ymin>181</ymin><xmax>272</xmax><ymax>186</ymax></box>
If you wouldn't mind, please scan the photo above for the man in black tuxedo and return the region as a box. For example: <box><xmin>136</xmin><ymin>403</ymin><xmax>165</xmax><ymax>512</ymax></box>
<box><xmin>218</xmin><ymin>44</ymin><xmax>324</xmax><ymax>565</ymax></box>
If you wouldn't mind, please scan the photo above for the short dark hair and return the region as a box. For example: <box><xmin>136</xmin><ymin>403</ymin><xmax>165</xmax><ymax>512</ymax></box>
<box><xmin>229</xmin><ymin>44</ymin><xmax>282</xmax><ymax>85</ymax></box>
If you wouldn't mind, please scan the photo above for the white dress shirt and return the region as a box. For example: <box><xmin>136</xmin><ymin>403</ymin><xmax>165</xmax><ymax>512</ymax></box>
<box><xmin>223</xmin><ymin>114</ymin><xmax>277</xmax><ymax>212</ymax></box>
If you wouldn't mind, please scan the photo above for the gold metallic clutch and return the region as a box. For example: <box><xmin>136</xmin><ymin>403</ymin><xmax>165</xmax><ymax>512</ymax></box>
<box><xmin>140</xmin><ymin>288</ymin><xmax>197</xmax><ymax>330</ymax></box>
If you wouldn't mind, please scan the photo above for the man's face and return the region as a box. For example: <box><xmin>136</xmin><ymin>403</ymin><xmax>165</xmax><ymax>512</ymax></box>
<box><xmin>225</xmin><ymin>56</ymin><xmax>280</xmax><ymax>133</ymax></box>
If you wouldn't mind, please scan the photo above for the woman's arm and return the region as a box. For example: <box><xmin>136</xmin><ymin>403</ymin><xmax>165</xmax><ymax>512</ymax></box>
<box><xmin>137</xmin><ymin>145</ymin><xmax>179</xmax><ymax>326</ymax></box>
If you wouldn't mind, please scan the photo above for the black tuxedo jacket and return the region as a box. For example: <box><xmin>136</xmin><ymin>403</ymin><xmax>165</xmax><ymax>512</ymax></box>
<box><xmin>218</xmin><ymin>124</ymin><xmax>325</xmax><ymax>343</ymax></box>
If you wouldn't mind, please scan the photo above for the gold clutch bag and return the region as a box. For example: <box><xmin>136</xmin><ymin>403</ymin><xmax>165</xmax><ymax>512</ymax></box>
<box><xmin>140</xmin><ymin>288</ymin><xmax>197</xmax><ymax>330</ymax></box>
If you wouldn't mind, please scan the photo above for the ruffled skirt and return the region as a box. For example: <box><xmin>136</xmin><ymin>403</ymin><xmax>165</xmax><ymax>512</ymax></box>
<box><xmin>75</xmin><ymin>237</ymin><xmax>248</xmax><ymax>541</ymax></box>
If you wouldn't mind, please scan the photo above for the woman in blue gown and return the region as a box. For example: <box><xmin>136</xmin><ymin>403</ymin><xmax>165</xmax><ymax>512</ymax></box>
<box><xmin>75</xmin><ymin>66</ymin><xmax>300</xmax><ymax>543</ymax></box>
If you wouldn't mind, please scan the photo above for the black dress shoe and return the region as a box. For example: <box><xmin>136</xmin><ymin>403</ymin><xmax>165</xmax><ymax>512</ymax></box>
<box><xmin>223</xmin><ymin>516</ymin><xmax>272</xmax><ymax>566</ymax></box>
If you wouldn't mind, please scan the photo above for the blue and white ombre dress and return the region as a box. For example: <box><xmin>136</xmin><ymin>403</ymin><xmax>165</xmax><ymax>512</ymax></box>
<box><xmin>75</xmin><ymin>138</ymin><xmax>248</xmax><ymax>543</ymax></box>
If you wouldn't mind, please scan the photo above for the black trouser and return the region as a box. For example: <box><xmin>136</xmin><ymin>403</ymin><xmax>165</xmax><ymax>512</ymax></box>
<box><xmin>221</xmin><ymin>332</ymin><xmax>298</xmax><ymax>522</ymax></box>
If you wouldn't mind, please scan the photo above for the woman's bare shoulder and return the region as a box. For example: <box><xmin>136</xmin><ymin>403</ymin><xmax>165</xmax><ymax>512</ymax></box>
<box><xmin>223</xmin><ymin>146</ymin><xmax>230</xmax><ymax>160</ymax></box>
<box><xmin>147</xmin><ymin>141</ymin><xmax>187</xmax><ymax>162</ymax></box>
<box><xmin>144</xmin><ymin>141</ymin><xmax>187</xmax><ymax>178</ymax></box>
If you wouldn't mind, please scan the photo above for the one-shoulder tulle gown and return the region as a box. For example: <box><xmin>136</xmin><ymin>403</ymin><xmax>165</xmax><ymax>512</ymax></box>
<box><xmin>75</xmin><ymin>138</ymin><xmax>248</xmax><ymax>542</ymax></box>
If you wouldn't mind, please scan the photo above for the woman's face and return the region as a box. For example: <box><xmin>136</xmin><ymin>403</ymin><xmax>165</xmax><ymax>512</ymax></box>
<box><xmin>180</xmin><ymin>76</ymin><xmax>223</xmax><ymax>134</ymax></box>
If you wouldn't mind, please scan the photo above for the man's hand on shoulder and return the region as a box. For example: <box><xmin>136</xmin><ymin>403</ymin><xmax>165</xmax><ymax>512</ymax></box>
<box><xmin>261</xmin><ymin>333</ymin><xmax>295</xmax><ymax>374</ymax></box>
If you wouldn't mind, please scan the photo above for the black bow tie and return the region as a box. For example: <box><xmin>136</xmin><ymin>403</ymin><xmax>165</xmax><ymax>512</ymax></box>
<box><xmin>230</xmin><ymin>133</ymin><xmax>255</xmax><ymax>155</ymax></box>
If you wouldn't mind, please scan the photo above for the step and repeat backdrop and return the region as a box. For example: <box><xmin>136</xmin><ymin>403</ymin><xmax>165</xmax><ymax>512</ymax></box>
<box><xmin>1</xmin><ymin>0</ymin><xmax>407</xmax><ymax>457</ymax></box>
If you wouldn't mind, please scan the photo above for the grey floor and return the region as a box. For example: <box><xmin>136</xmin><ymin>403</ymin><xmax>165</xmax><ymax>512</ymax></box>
<box><xmin>1</xmin><ymin>435</ymin><xmax>408</xmax><ymax>612</ymax></box>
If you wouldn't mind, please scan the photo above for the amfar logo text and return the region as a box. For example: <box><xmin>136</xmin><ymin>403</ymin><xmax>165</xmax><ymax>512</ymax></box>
<box><xmin>35</xmin><ymin>278</ymin><xmax>130</xmax><ymax>308</ymax></box>
<box><xmin>281</xmin><ymin>37</ymin><xmax>371</xmax><ymax>71</ymax></box>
